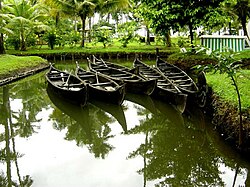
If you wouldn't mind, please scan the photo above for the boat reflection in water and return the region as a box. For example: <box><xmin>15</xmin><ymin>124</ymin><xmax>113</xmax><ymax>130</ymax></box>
<box><xmin>47</xmin><ymin>86</ymin><xmax>127</xmax><ymax>158</ymax></box>
<box><xmin>89</xmin><ymin>99</ymin><xmax>127</xmax><ymax>133</ymax></box>
<box><xmin>125</xmin><ymin>93</ymin><xmax>158</xmax><ymax>115</ymax></box>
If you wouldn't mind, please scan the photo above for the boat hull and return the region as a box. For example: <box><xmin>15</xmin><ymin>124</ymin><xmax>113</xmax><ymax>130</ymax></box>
<box><xmin>133</xmin><ymin>58</ymin><xmax>187</xmax><ymax>113</ymax></box>
<box><xmin>87</xmin><ymin>83</ymin><xmax>125</xmax><ymax>105</ymax></box>
<box><xmin>46</xmin><ymin>82</ymin><xmax>87</xmax><ymax>106</ymax></box>
<box><xmin>152</xmin><ymin>87</ymin><xmax>187</xmax><ymax>113</ymax></box>
<box><xmin>76</xmin><ymin>66</ymin><xmax>125</xmax><ymax>105</ymax></box>
<box><xmin>122</xmin><ymin>79</ymin><xmax>156</xmax><ymax>95</ymax></box>
<box><xmin>45</xmin><ymin>66</ymin><xmax>88</xmax><ymax>106</ymax></box>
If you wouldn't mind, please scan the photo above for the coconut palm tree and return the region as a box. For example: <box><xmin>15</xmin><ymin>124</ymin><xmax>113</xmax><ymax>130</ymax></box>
<box><xmin>43</xmin><ymin>0</ymin><xmax>129</xmax><ymax>47</ymax></box>
<box><xmin>5</xmin><ymin>0</ymin><xmax>48</xmax><ymax>51</ymax></box>
<box><xmin>45</xmin><ymin>0</ymin><xmax>97</xmax><ymax>47</ymax></box>
<box><xmin>0</xmin><ymin>0</ymin><xmax>13</xmax><ymax>54</ymax></box>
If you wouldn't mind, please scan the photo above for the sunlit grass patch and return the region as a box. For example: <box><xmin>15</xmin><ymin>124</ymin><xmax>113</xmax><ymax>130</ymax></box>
<box><xmin>0</xmin><ymin>54</ymin><xmax>47</xmax><ymax>76</ymax></box>
<box><xmin>206</xmin><ymin>70</ymin><xmax>250</xmax><ymax>110</ymax></box>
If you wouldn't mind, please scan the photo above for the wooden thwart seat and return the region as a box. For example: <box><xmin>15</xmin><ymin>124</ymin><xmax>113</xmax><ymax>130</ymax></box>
<box><xmin>146</xmin><ymin>75</ymin><xmax>162</xmax><ymax>78</ymax></box>
<box><xmin>157</xmin><ymin>83</ymin><xmax>171</xmax><ymax>86</ymax></box>
<box><xmin>178</xmin><ymin>83</ymin><xmax>193</xmax><ymax>87</ymax></box>
<box><xmin>78</xmin><ymin>74</ymin><xmax>96</xmax><ymax>78</ymax></box>
<box><xmin>110</xmin><ymin>73</ymin><xmax>129</xmax><ymax>77</ymax></box>
<box><xmin>94</xmin><ymin>68</ymin><xmax>109</xmax><ymax>71</ymax></box>
<box><xmin>165</xmin><ymin>72</ymin><xmax>183</xmax><ymax>76</ymax></box>
<box><xmin>168</xmin><ymin>75</ymin><xmax>185</xmax><ymax>79</ymax></box>
<box><xmin>173</xmin><ymin>79</ymin><xmax>191</xmax><ymax>83</ymax></box>
<box><xmin>59</xmin><ymin>83</ymin><xmax>84</xmax><ymax>87</ymax></box>
<box><xmin>92</xmin><ymin>82</ymin><xmax>113</xmax><ymax>86</ymax></box>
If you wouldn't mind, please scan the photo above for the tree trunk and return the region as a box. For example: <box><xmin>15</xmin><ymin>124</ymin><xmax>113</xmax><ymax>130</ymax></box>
<box><xmin>165</xmin><ymin>30</ymin><xmax>171</xmax><ymax>47</ymax></box>
<box><xmin>74</xmin><ymin>16</ymin><xmax>77</xmax><ymax>31</ymax></box>
<box><xmin>20</xmin><ymin>31</ymin><xmax>26</xmax><ymax>51</ymax></box>
<box><xmin>240</xmin><ymin>16</ymin><xmax>250</xmax><ymax>40</ymax></box>
<box><xmin>188</xmin><ymin>22</ymin><xmax>194</xmax><ymax>51</ymax></box>
<box><xmin>0</xmin><ymin>33</ymin><xmax>5</xmax><ymax>54</ymax></box>
<box><xmin>0</xmin><ymin>0</ymin><xmax>5</xmax><ymax>54</ymax></box>
<box><xmin>80</xmin><ymin>14</ymin><xmax>87</xmax><ymax>47</ymax></box>
<box><xmin>146</xmin><ymin>25</ymin><xmax>150</xmax><ymax>45</ymax></box>
<box><xmin>229</xmin><ymin>21</ymin><xmax>232</xmax><ymax>35</ymax></box>
<box><xmin>88</xmin><ymin>17</ymin><xmax>92</xmax><ymax>43</ymax></box>
<box><xmin>56</xmin><ymin>12</ymin><xmax>60</xmax><ymax>27</ymax></box>
<box><xmin>231</xmin><ymin>76</ymin><xmax>243</xmax><ymax>148</ymax></box>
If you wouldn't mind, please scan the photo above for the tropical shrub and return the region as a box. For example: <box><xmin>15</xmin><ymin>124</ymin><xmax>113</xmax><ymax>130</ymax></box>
<box><xmin>117</xmin><ymin>21</ymin><xmax>138</xmax><ymax>47</ymax></box>
<box><xmin>92</xmin><ymin>21</ymin><xmax>114</xmax><ymax>48</ymax></box>
<box><xmin>43</xmin><ymin>32</ymin><xmax>57</xmax><ymax>49</ymax></box>
<box><xmin>5</xmin><ymin>36</ymin><xmax>20</xmax><ymax>50</ymax></box>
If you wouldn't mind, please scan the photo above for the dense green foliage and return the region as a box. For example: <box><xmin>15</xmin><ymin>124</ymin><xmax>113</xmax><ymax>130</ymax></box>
<box><xmin>0</xmin><ymin>0</ymin><xmax>250</xmax><ymax>54</ymax></box>
<box><xmin>134</xmin><ymin>0</ymin><xmax>223</xmax><ymax>45</ymax></box>
<box><xmin>3</xmin><ymin>0</ymin><xmax>47</xmax><ymax>51</ymax></box>
<box><xmin>223</xmin><ymin>0</ymin><xmax>250</xmax><ymax>39</ymax></box>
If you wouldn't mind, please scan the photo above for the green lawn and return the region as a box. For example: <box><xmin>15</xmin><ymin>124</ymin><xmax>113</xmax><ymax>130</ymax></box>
<box><xmin>6</xmin><ymin>40</ymin><xmax>179</xmax><ymax>55</ymax></box>
<box><xmin>6</xmin><ymin>39</ymin><xmax>250</xmax><ymax>62</ymax></box>
<box><xmin>206</xmin><ymin>70</ymin><xmax>250</xmax><ymax>110</ymax></box>
<box><xmin>0</xmin><ymin>54</ymin><xmax>47</xmax><ymax>76</ymax></box>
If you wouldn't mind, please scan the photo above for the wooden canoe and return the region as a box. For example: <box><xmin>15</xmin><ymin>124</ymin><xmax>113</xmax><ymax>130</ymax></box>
<box><xmin>156</xmin><ymin>57</ymin><xmax>199</xmax><ymax>95</ymax></box>
<box><xmin>133</xmin><ymin>58</ymin><xmax>187</xmax><ymax>113</ymax></box>
<box><xmin>156</xmin><ymin>57</ymin><xmax>208</xmax><ymax>108</ymax></box>
<box><xmin>88</xmin><ymin>58</ymin><xmax>156</xmax><ymax>95</ymax></box>
<box><xmin>45</xmin><ymin>65</ymin><xmax>88</xmax><ymax>106</ymax></box>
<box><xmin>76</xmin><ymin>62</ymin><xmax>125</xmax><ymax>105</ymax></box>
<box><xmin>93</xmin><ymin>55</ymin><xmax>134</xmax><ymax>72</ymax></box>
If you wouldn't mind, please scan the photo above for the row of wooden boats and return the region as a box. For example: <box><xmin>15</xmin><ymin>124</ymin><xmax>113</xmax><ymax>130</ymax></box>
<box><xmin>45</xmin><ymin>56</ymin><xmax>207</xmax><ymax>113</ymax></box>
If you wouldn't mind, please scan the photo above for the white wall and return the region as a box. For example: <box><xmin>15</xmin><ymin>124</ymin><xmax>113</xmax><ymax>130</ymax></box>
<box><xmin>247</xmin><ymin>21</ymin><xmax>250</xmax><ymax>38</ymax></box>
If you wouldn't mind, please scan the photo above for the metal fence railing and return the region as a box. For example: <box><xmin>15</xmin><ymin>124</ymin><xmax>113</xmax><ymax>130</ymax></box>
<box><xmin>200</xmin><ymin>35</ymin><xmax>247</xmax><ymax>52</ymax></box>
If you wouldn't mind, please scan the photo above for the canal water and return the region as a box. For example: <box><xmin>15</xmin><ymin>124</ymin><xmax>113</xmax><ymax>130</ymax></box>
<box><xmin>0</xmin><ymin>60</ymin><xmax>250</xmax><ymax>187</ymax></box>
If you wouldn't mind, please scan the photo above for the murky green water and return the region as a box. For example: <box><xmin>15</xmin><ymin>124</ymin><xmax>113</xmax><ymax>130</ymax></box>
<box><xmin>1</xmin><ymin>61</ymin><xmax>250</xmax><ymax>187</ymax></box>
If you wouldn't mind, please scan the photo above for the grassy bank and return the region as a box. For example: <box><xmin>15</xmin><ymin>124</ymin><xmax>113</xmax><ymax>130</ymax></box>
<box><xmin>0</xmin><ymin>55</ymin><xmax>47</xmax><ymax>79</ymax></box>
<box><xmin>206</xmin><ymin>70</ymin><xmax>250</xmax><ymax>111</ymax></box>
<box><xmin>206</xmin><ymin>71</ymin><xmax>250</xmax><ymax>153</ymax></box>
<box><xmin>6</xmin><ymin>41</ymin><xmax>178</xmax><ymax>55</ymax></box>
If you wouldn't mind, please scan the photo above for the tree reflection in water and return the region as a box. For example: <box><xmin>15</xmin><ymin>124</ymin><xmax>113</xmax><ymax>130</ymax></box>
<box><xmin>0</xmin><ymin>85</ymin><xmax>39</xmax><ymax>186</ymax></box>
<box><xmin>126</xmin><ymin>98</ymin><xmax>250</xmax><ymax>186</ymax></box>
<box><xmin>0</xmin><ymin>73</ymin><xmax>50</xmax><ymax>186</ymax></box>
